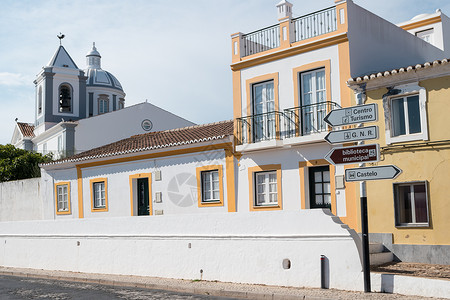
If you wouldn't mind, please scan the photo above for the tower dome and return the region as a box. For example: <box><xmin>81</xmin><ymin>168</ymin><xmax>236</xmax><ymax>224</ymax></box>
<box><xmin>85</xmin><ymin>43</ymin><xmax>124</xmax><ymax>92</ymax></box>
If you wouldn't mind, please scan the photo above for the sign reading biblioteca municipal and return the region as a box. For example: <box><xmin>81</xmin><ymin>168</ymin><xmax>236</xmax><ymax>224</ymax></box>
<box><xmin>324</xmin><ymin>144</ymin><xmax>380</xmax><ymax>165</ymax></box>
<box><xmin>323</xmin><ymin>103</ymin><xmax>377</xmax><ymax>127</ymax></box>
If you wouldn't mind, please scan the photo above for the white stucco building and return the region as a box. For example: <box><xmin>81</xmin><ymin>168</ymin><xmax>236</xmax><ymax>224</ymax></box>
<box><xmin>11</xmin><ymin>43</ymin><xmax>195</xmax><ymax>158</ymax></box>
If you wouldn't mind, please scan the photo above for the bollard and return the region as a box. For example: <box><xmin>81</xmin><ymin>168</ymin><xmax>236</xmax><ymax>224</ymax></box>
<box><xmin>320</xmin><ymin>255</ymin><xmax>326</xmax><ymax>289</ymax></box>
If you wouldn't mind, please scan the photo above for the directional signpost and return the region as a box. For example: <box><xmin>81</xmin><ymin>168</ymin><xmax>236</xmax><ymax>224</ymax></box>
<box><xmin>324</xmin><ymin>144</ymin><xmax>379</xmax><ymax>165</ymax></box>
<box><xmin>324</xmin><ymin>126</ymin><xmax>378</xmax><ymax>144</ymax></box>
<box><xmin>323</xmin><ymin>103</ymin><xmax>377</xmax><ymax>127</ymax></box>
<box><xmin>323</xmin><ymin>102</ymin><xmax>394</xmax><ymax>294</ymax></box>
<box><xmin>345</xmin><ymin>165</ymin><xmax>402</xmax><ymax>182</ymax></box>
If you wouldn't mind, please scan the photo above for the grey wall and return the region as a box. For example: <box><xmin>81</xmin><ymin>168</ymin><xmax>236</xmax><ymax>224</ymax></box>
<box><xmin>370</xmin><ymin>233</ymin><xmax>450</xmax><ymax>265</ymax></box>
<box><xmin>347</xmin><ymin>2</ymin><xmax>445</xmax><ymax>77</ymax></box>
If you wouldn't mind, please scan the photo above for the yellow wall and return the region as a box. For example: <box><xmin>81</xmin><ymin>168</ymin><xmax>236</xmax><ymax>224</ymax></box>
<box><xmin>364</xmin><ymin>77</ymin><xmax>450</xmax><ymax>246</ymax></box>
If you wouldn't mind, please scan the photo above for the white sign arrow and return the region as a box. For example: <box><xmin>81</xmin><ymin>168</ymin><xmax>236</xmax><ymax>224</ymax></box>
<box><xmin>324</xmin><ymin>126</ymin><xmax>378</xmax><ymax>144</ymax></box>
<box><xmin>323</xmin><ymin>103</ymin><xmax>378</xmax><ymax>127</ymax></box>
<box><xmin>345</xmin><ymin>165</ymin><xmax>402</xmax><ymax>182</ymax></box>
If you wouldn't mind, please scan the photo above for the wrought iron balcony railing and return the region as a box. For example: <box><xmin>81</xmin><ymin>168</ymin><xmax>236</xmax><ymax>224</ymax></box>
<box><xmin>284</xmin><ymin>101</ymin><xmax>340</xmax><ymax>138</ymax></box>
<box><xmin>291</xmin><ymin>6</ymin><xmax>337</xmax><ymax>43</ymax></box>
<box><xmin>236</xmin><ymin>111</ymin><xmax>283</xmax><ymax>145</ymax></box>
<box><xmin>242</xmin><ymin>24</ymin><xmax>280</xmax><ymax>57</ymax></box>
<box><xmin>240</xmin><ymin>6</ymin><xmax>338</xmax><ymax>57</ymax></box>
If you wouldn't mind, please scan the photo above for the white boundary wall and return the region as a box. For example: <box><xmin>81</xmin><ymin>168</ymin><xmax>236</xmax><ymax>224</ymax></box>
<box><xmin>371</xmin><ymin>273</ymin><xmax>450</xmax><ymax>299</ymax></box>
<box><xmin>0</xmin><ymin>178</ymin><xmax>46</xmax><ymax>221</ymax></box>
<box><xmin>0</xmin><ymin>210</ymin><xmax>364</xmax><ymax>291</ymax></box>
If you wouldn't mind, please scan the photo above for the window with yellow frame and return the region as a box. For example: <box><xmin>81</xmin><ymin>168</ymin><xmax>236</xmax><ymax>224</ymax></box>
<box><xmin>248</xmin><ymin>164</ymin><xmax>282</xmax><ymax>211</ymax></box>
<box><xmin>90</xmin><ymin>178</ymin><xmax>108</xmax><ymax>212</ymax></box>
<box><xmin>196</xmin><ymin>165</ymin><xmax>224</xmax><ymax>207</ymax></box>
<box><xmin>54</xmin><ymin>181</ymin><xmax>71</xmax><ymax>215</ymax></box>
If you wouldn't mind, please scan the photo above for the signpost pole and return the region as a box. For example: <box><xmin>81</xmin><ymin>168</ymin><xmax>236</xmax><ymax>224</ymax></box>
<box><xmin>355</xmin><ymin>84</ymin><xmax>371</xmax><ymax>293</ymax></box>
<box><xmin>360</xmin><ymin>181</ymin><xmax>371</xmax><ymax>292</ymax></box>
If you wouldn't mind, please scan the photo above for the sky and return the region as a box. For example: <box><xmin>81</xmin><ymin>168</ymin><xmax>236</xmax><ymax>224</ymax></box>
<box><xmin>1</xmin><ymin>0</ymin><xmax>450</xmax><ymax>145</ymax></box>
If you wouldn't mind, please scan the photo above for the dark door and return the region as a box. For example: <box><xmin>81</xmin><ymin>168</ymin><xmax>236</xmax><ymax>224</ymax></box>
<box><xmin>137</xmin><ymin>178</ymin><xmax>150</xmax><ymax>216</ymax></box>
<box><xmin>309</xmin><ymin>166</ymin><xmax>331</xmax><ymax>209</ymax></box>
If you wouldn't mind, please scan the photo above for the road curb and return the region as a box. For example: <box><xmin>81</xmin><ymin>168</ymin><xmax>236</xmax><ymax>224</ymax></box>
<box><xmin>0</xmin><ymin>269</ymin><xmax>336</xmax><ymax>300</ymax></box>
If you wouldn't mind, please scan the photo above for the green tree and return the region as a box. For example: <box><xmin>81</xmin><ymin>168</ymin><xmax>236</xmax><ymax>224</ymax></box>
<box><xmin>0</xmin><ymin>144</ymin><xmax>53</xmax><ymax>182</ymax></box>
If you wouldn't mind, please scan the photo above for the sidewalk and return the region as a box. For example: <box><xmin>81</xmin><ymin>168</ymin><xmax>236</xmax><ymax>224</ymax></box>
<box><xmin>0</xmin><ymin>266</ymin><xmax>446</xmax><ymax>300</ymax></box>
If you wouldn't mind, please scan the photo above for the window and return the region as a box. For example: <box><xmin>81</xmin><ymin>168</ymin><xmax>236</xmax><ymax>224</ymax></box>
<box><xmin>38</xmin><ymin>86</ymin><xmax>43</xmax><ymax>115</ymax></box>
<box><xmin>309</xmin><ymin>166</ymin><xmax>331</xmax><ymax>209</ymax></box>
<box><xmin>300</xmin><ymin>68</ymin><xmax>327</xmax><ymax>134</ymax></box>
<box><xmin>252</xmin><ymin>81</ymin><xmax>275</xmax><ymax>142</ymax></box>
<box><xmin>98</xmin><ymin>95</ymin><xmax>109</xmax><ymax>114</ymax></box>
<box><xmin>90</xmin><ymin>178</ymin><xmax>108</xmax><ymax>211</ymax></box>
<box><xmin>255</xmin><ymin>171</ymin><xmax>278</xmax><ymax>206</ymax></box>
<box><xmin>59</xmin><ymin>84</ymin><xmax>72</xmax><ymax>113</ymax></box>
<box><xmin>201</xmin><ymin>170</ymin><xmax>220</xmax><ymax>202</ymax></box>
<box><xmin>248</xmin><ymin>164</ymin><xmax>282</xmax><ymax>211</ymax></box>
<box><xmin>394</xmin><ymin>182</ymin><xmax>429</xmax><ymax>227</ymax></box>
<box><xmin>391</xmin><ymin>95</ymin><xmax>421</xmax><ymax>137</ymax></box>
<box><xmin>42</xmin><ymin>143</ymin><xmax>47</xmax><ymax>155</ymax></box>
<box><xmin>416</xmin><ymin>28</ymin><xmax>434</xmax><ymax>45</ymax></box>
<box><xmin>196</xmin><ymin>165</ymin><xmax>224</xmax><ymax>207</ymax></box>
<box><xmin>57</xmin><ymin>135</ymin><xmax>63</xmax><ymax>156</ymax></box>
<box><xmin>384</xmin><ymin>83</ymin><xmax>428</xmax><ymax>144</ymax></box>
<box><xmin>54</xmin><ymin>182</ymin><xmax>71</xmax><ymax>215</ymax></box>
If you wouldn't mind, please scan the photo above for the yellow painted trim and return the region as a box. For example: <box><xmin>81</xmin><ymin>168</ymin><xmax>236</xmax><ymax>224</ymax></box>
<box><xmin>335</xmin><ymin>1</ymin><xmax>349</xmax><ymax>33</ymax></box>
<box><xmin>245</xmin><ymin>73</ymin><xmax>280</xmax><ymax>143</ymax></box>
<box><xmin>233</xmin><ymin>70</ymin><xmax>242</xmax><ymax>144</ymax></box>
<box><xmin>76</xmin><ymin>143</ymin><xmax>233</xmax><ymax>169</ymax></box>
<box><xmin>298</xmin><ymin>159</ymin><xmax>336</xmax><ymax>214</ymax></box>
<box><xmin>248</xmin><ymin>164</ymin><xmax>282</xmax><ymax>211</ymax></box>
<box><xmin>225</xmin><ymin>149</ymin><xmax>237</xmax><ymax>212</ymax></box>
<box><xmin>231</xmin><ymin>33</ymin><xmax>348</xmax><ymax>71</ymax></box>
<box><xmin>90</xmin><ymin>177</ymin><xmax>108</xmax><ymax>212</ymax></box>
<box><xmin>54</xmin><ymin>181</ymin><xmax>71</xmax><ymax>215</ymax></box>
<box><xmin>279</xmin><ymin>19</ymin><xmax>291</xmax><ymax>49</ymax></box>
<box><xmin>196</xmin><ymin>165</ymin><xmax>224</xmax><ymax>207</ymax></box>
<box><xmin>231</xmin><ymin>33</ymin><xmax>242</xmax><ymax>64</ymax></box>
<box><xmin>338</xmin><ymin>40</ymin><xmax>351</xmax><ymax>109</ymax></box>
<box><xmin>76</xmin><ymin>166</ymin><xmax>83</xmax><ymax>219</ymax></box>
<box><xmin>128</xmin><ymin>173</ymin><xmax>153</xmax><ymax>216</ymax></box>
<box><xmin>400</xmin><ymin>16</ymin><xmax>441</xmax><ymax>31</ymax></box>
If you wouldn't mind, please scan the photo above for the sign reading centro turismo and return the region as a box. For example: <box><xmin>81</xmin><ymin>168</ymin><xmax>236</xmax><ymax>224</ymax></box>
<box><xmin>345</xmin><ymin>165</ymin><xmax>402</xmax><ymax>182</ymax></box>
<box><xmin>323</xmin><ymin>103</ymin><xmax>377</xmax><ymax>127</ymax></box>
<box><xmin>325</xmin><ymin>144</ymin><xmax>380</xmax><ymax>165</ymax></box>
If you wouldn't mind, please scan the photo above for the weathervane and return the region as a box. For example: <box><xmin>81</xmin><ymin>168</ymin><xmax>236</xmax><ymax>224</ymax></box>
<box><xmin>57</xmin><ymin>32</ymin><xmax>65</xmax><ymax>45</ymax></box>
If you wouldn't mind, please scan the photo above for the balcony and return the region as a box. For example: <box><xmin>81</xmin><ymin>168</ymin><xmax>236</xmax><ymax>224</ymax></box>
<box><xmin>291</xmin><ymin>7</ymin><xmax>338</xmax><ymax>43</ymax></box>
<box><xmin>236</xmin><ymin>101</ymin><xmax>340</xmax><ymax>150</ymax></box>
<box><xmin>236</xmin><ymin>111</ymin><xmax>283</xmax><ymax>145</ymax></box>
<box><xmin>240</xmin><ymin>6</ymin><xmax>337</xmax><ymax>58</ymax></box>
<box><xmin>284</xmin><ymin>101</ymin><xmax>340</xmax><ymax>138</ymax></box>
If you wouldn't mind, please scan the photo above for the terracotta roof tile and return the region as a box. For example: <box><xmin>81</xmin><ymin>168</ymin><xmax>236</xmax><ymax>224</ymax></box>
<box><xmin>347</xmin><ymin>58</ymin><xmax>450</xmax><ymax>84</ymax></box>
<box><xmin>45</xmin><ymin>120</ymin><xmax>234</xmax><ymax>166</ymax></box>
<box><xmin>17</xmin><ymin>122</ymin><xmax>35</xmax><ymax>138</ymax></box>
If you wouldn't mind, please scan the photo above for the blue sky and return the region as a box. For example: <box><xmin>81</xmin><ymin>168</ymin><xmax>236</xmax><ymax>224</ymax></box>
<box><xmin>1</xmin><ymin>0</ymin><xmax>449</xmax><ymax>145</ymax></box>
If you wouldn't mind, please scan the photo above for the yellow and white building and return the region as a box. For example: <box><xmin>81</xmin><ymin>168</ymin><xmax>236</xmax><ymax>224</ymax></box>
<box><xmin>348</xmin><ymin>58</ymin><xmax>450</xmax><ymax>265</ymax></box>
<box><xmin>231</xmin><ymin>0</ymin><xmax>448</xmax><ymax>232</ymax></box>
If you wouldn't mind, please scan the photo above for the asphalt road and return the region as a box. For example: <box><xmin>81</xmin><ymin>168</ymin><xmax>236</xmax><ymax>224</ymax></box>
<box><xmin>0</xmin><ymin>275</ymin><xmax>238</xmax><ymax>300</ymax></box>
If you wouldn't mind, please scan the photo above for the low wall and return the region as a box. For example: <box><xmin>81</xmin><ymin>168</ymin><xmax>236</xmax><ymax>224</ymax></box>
<box><xmin>0</xmin><ymin>178</ymin><xmax>44</xmax><ymax>221</ymax></box>
<box><xmin>0</xmin><ymin>210</ymin><xmax>364</xmax><ymax>291</ymax></box>
<box><xmin>372</xmin><ymin>273</ymin><xmax>450</xmax><ymax>299</ymax></box>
